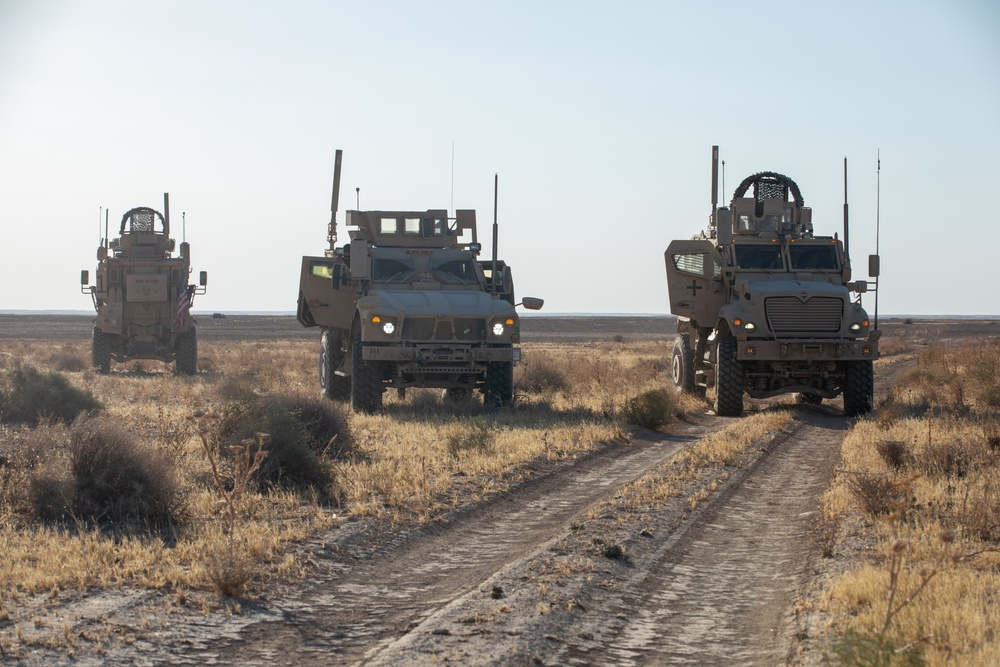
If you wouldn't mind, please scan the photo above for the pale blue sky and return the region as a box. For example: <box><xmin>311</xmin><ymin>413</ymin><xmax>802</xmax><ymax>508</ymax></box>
<box><xmin>2</xmin><ymin>0</ymin><xmax>998</xmax><ymax>315</ymax></box>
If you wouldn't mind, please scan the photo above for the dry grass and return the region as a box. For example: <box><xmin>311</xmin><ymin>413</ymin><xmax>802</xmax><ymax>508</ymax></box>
<box><xmin>0</xmin><ymin>335</ymin><xmax>680</xmax><ymax>616</ymax></box>
<box><xmin>815</xmin><ymin>339</ymin><xmax>1000</xmax><ymax>666</ymax></box>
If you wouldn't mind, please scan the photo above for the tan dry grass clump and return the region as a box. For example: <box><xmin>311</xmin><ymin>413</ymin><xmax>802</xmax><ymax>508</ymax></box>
<box><xmin>815</xmin><ymin>339</ymin><xmax>1000</xmax><ymax>666</ymax></box>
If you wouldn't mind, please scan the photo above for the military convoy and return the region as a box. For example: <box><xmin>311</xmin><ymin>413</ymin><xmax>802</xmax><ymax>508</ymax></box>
<box><xmin>297</xmin><ymin>151</ymin><xmax>543</xmax><ymax>412</ymax></box>
<box><xmin>80</xmin><ymin>194</ymin><xmax>207</xmax><ymax>374</ymax></box>
<box><xmin>664</xmin><ymin>147</ymin><xmax>880</xmax><ymax>417</ymax></box>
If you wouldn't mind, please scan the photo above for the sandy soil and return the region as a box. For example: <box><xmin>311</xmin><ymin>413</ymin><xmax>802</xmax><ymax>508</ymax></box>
<box><xmin>2</xmin><ymin>315</ymin><xmax>997</xmax><ymax>665</ymax></box>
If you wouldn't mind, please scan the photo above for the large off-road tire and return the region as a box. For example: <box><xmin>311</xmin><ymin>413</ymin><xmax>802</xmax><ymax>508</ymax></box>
<box><xmin>175</xmin><ymin>327</ymin><xmax>197</xmax><ymax>375</ymax></box>
<box><xmin>351</xmin><ymin>329</ymin><xmax>383</xmax><ymax>413</ymax></box>
<box><xmin>713</xmin><ymin>338</ymin><xmax>744</xmax><ymax>417</ymax></box>
<box><xmin>671</xmin><ymin>333</ymin><xmax>704</xmax><ymax>396</ymax></box>
<box><xmin>320</xmin><ymin>328</ymin><xmax>351</xmax><ymax>401</ymax></box>
<box><xmin>484</xmin><ymin>357</ymin><xmax>514</xmax><ymax>410</ymax></box>
<box><xmin>92</xmin><ymin>327</ymin><xmax>111</xmax><ymax>374</ymax></box>
<box><xmin>843</xmin><ymin>359</ymin><xmax>874</xmax><ymax>417</ymax></box>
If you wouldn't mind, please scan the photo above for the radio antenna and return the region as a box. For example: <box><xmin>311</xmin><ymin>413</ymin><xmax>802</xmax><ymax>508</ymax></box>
<box><xmin>182</xmin><ymin>212</ymin><xmax>187</xmax><ymax>243</ymax></box>
<box><xmin>450</xmin><ymin>140</ymin><xmax>455</xmax><ymax>216</ymax></box>
<box><xmin>874</xmin><ymin>150</ymin><xmax>881</xmax><ymax>329</ymax></box>
<box><xmin>491</xmin><ymin>173</ymin><xmax>499</xmax><ymax>295</ymax></box>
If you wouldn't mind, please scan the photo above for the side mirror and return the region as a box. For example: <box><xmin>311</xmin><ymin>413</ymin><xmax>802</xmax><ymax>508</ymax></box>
<box><xmin>80</xmin><ymin>270</ymin><xmax>89</xmax><ymax>285</ymax></box>
<box><xmin>331</xmin><ymin>263</ymin><xmax>345</xmax><ymax>290</ymax></box>
<box><xmin>852</xmin><ymin>280</ymin><xmax>868</xmax><ymax>294</ymax></box>
<box><xmin>520</xmin><ymin>297</ymin><xmax>544</xmax><ymax>311</ymax></box>
<box><xmin>868</xmin><ymin>254</ymin><xmax>880</xmax><ymax>278</ymax></box>
<box><xmin>199</xmin><ymin>271</ymin><xmax>208</xmax><ymax>287</ymax></box>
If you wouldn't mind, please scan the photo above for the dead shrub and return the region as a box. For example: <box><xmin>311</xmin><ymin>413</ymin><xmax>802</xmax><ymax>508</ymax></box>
<box><xmin>978</xmin><ymin>383</ymin><xmax>1000</xmax><ymax>409</ymax></box>
<box><xmin>47</xmin><ymin>346</ymin><xmax>89</xmax><ymax>372</ymax></box>
<box><xmin>219</xmin><ymin>394</ymin><xmax>347</xmax><ymax>497</ymax></box>
<box><xmin>0</xmin><ymin>365</ymin><xmax>101</xmax><ymax>425</ymax></box>
<box><xmin>622</xmin><ymin>388</ymin><xmax>675</xmax><ymax>430</ymax></box>
<box><xmin>518</xmin><ymin>356</ymin><xmax>570</xmax><ymax>394</ymax></box>
<box><xmin>875</xmin><ymin>440</ymin><xmax>910</xmax><ymax>470</ymax></box>
<box><xmin>447</xmin><ymin>417</ymin><xmax>495</xmax><ymax>456</ymax></box>
<box><xmin>64</xmin><ymin>417</ymin><xmax>186</xmax><ymax>528</ymax></box>
<box><xmin>913</xmin><ymin>441</ymin><xmax>976</xmax><ymax>479</ymax></box>
<box><xmin>845</xmin><ymin>473</ymin><xmax>910</xmax><ymax>518</ymax></box>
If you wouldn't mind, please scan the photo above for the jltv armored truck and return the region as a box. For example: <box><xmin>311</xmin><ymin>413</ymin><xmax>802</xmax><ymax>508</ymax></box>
<box><xmin>80</xmin><ymin>194</ymin><xmax>207</xmax><ymax>374</ymax></box>
<box><xmin>664</xmin><ymin>147</ymin><xmax>880</xmax><ymax>416</ymax></box>
<box><xmin>298</xmin><ymin>151</ymin><xmax>543</xmax><ymax>412</ymax></box>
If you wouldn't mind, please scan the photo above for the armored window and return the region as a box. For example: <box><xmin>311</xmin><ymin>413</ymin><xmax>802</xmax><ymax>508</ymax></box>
<box><xmin>373</xmin><ymin>257</ymin><xmax>415</xmax><ymax>282</ymax></box>
<box><xmin>734</xmin><ymin>245</ymin><xmax>784</xmax><ymax>270</ymax></box>
<box><xmin>789</xmin><ymin>245</ymin><xmax>838</xmax><ymax>270</ymax></box>
<box><xmin>672</xmin><ymin>253</ymin><xmax>705</xmax><ymax>276</ymax></box>
<box><xmin>309</xmin><ymin>260</ymin><xmax>336</xmax><ymax>279</ymax></box>
<box><xmin>430</xmin><ymin>259</ymin><xmax>477</xmax><ymax>284</ymax></box>
<box><xmin>380</xmin><ymin>217</ymin><xmax>398</xmax><ymax>235</ymax></box>
<box><xmin>403</xmin><ymin>218</ymin><xmax>421</xmax><ymax>234</ymax></box>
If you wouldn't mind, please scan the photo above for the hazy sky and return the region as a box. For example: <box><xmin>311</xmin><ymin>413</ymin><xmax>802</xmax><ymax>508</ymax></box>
<box><xmin>2</xmin><ymin>0</ymin><xmax>998</xmax><ymax>316</ymax></box>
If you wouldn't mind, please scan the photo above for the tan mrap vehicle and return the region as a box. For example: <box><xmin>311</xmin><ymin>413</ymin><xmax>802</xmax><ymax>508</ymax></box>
<box><xmin>297</xmin><ymin>150</ymin><xmax>543</xmax><ymax>413</ymax></box>
<box><xmin>80</xmin><ymin>194</ymin><xmax>207</xmax><ymax>374</ymax></box>
<box><xmin>664</xmin><ymin>146</ymin><xmax>881</xmax><ymax>417</ymax></box>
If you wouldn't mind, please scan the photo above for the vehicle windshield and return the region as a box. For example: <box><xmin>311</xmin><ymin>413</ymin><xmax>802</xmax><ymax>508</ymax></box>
<box><xmin>734</xmin><ymin>245</ymin><xmax>784</xmax><ymax>270</ymax></box>
<box><xmin>430</xmin><ymin>258</ymin><xmax>478</xmax><ymax>284</ymax></box>
<box><xmin>372</xmin><ymin>257</ymin><xmax>416</xmax><ymax>282</ymax></box>
<box><xmin>789</xmin><ymin>244</ymin><xmax>839</xmax><ymax>270</ymax></box>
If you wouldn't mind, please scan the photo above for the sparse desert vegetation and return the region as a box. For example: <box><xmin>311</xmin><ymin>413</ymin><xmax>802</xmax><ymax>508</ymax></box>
<box><xmin>811</xmin><ymin>338</ymin><xmax>1000</xmax><ymax>666</ymax></box>
<box><xmin>0</xmin><ymin>328</ymin><xmax>676</xmax><ymax>622</ymax></box>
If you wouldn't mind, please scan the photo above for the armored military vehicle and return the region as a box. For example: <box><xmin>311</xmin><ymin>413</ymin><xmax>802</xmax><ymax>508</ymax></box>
<box><xmin>664</xmin><ymin>147</ymin><xmax>880</xmax><ymax>417</ymax></box>
<box><xmin>80</xmin><ymin>194</ymin><xmax>207</xmax><ymax>374</ymax></box>
<box><xmin>298</xmin><ymin>150</ymin><xmax>543</xmax><ymax>412</ymax></box>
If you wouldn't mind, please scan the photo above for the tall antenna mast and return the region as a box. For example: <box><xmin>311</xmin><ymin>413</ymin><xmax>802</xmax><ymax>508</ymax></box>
<box><xmin>874</xmin><ymin>150</ymin><xmax>881</xmax><ymax>329</ymax></box>
<box><xmin>327</xmin><ymin>149</ymin><xmax>343</xmax><ymax>252</ymax></box>
<box><xmin>491</xmin><ymin>173</ymin><xmax>499</xmax><ymax>295</ymax></box>
<box><xmin>842</xmin><ymin>157</ymin><xmax>850</xmax><ymax>267</ymax></box>
<box><xmin>450</xmin><ymin>140</ymin><xmax>455</xmax><ymax>217</ymax></box>
<box><xmin>182</xmin><ymin>212</ymin><xmax>186</xmax><ymax>243</ymax></box>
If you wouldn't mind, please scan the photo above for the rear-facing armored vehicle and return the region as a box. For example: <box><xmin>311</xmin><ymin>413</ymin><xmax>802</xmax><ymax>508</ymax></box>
<box><xmin>81</xmin><ymin>194</ymin><xmax>207</xmax><ymax>374</ymax></box>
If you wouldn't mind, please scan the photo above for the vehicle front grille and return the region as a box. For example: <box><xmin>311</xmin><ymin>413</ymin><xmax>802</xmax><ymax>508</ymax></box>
<box><xmin>455</xmin><ymin>318</ymin><xmax>486</xmax><ymax>341</ymax></box>
<box><xmin>401</xmin><ymin>317</ymin><xmax>485</xmax><ymax>342</ymax></box>
<box><xmin>402</xmin><ymin>318</ymin><xmax>435</xmax><ymax>340</ymax></box>
<box><xmin>765</xmin><ymin>296</ymin><xmax>843</xmax><ymax>333</ymax></box>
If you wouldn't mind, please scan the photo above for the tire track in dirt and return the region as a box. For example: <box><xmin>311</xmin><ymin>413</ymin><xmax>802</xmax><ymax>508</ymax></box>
<box><xmin>86</xmin><ymin>415</ymin><xmax>728</xmax><ymax>667</ymax></box>
<box><xmin>550</xmin><ymin>412</ymin><xmax>847</xmax><ymax>665</ymax></box>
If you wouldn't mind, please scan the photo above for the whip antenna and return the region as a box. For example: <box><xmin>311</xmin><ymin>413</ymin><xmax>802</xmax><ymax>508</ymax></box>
<box><xmin>874</xmin><ymin>150</ymin><xmax>881</xmax><ymax>329</ymax></box>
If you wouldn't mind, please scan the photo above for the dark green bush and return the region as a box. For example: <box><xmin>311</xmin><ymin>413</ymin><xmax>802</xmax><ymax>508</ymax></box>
<box><xmin>0</xmin><ymin>365</ymin><xmax>101</xmax><ymax>425</ymax></box>
<box><xmin>622</xmin><ymin>388</ymin><xmax>675</xmax><ymax>430</ymax></box>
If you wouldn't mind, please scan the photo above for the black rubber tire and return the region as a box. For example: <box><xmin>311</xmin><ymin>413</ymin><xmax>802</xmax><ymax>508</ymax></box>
<box><xmin>320</xmin><ymin>328</ymin><xmax>351</xmax><ymax>401</ymax></box>
<box><xmin>671</xmin><ymin>333</ymin><xmax>704</xmax><ymax>396</ymax></box>
<box><xmin>713</xmin><ymin>338</ymin><xmax>744</xmax><ymax>417</ymax></box>
<box><xmin>484</xmin><ymin>359</ymin><xmax>514</xmax><ymax>409</ymax></box>
<box><xmin>843</xmin><ymin>359</ymin><xmax>874</xmax><ymax>417</ymax></box>
<box><xmin>92</xmin><ymin>327</ymin><xmax>111</xmax><ymax>374</ymax></box>
<box><xmin>351</xmin><ymin>329</ymin><xmax>383</xmax><ymax>413</ymax></box>
<box><xmin>175</xmin><ymin>327</ymin><xmax>197</xmax><ymax>375</ymax></box>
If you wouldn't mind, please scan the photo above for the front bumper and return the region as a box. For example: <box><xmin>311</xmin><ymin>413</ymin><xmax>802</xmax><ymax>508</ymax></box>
<box><xmin>736</xmin><ymin>339</ymin><xmax>878</xmax><ymax>362</ymax></box>
<box><xmin>363</xmin><ymin>345</ymin><xmax>520</xmax><ymax>364</ymax></box>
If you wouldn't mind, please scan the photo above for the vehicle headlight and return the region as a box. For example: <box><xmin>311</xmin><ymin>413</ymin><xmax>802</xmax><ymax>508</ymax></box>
<box><xmin>849</xmin><ymin>322</ymin><xmax>862</xmax><ymax>333</ymax></box>
<box><xmin>743</xmin><ymin>321</ymin><xmax>756</xmax><ymax>333</ymax></box>
<box><xmin>382</xmin><ymin>321</ymin><xmax>395</xmax><ymax>334</ymax></box>
<box><xmin>492</xmin><ymin>322</ymin><xmax>505</xmax><ymax>336</ymax></box>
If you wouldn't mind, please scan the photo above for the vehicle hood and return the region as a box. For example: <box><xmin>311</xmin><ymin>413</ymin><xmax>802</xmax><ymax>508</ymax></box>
<box><xmin>740</xmin><ymin>279</ymin><xmax>848</xmax><ymax>300</ymax></box>
<box><xmin>360</xmin><ymin>289</ymin><xmax>516</xmax><ymax>318</ymax></box>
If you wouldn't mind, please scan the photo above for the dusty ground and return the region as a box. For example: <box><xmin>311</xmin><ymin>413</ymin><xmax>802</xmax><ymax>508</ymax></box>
<box><xmin>1</xmin><ymin>314</ymin><xmax>997</xmax><ymax>665</ymax></box>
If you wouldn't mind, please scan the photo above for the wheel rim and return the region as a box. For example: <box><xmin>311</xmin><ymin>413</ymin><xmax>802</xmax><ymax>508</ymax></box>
<box><xmin>671</xmin><ymin>351</ymin><xmax>683</xmax><ymax>386</ymax></box>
